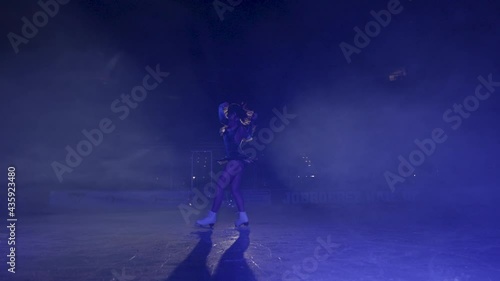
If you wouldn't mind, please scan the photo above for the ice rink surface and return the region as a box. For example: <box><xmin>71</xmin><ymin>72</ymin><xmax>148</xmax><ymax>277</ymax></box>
<box><xmin>1</xmin><ymin>203</ymin><xmax>499</xmax><ymax>281</ymax></box>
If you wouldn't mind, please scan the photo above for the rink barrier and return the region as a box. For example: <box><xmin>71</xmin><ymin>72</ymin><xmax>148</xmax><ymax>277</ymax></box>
<box><xmin>49</xmin><ymin>189</ymin><xmax>419</xmax><ymax>210</ymax></box>
<box><xmin>276</xmin><ymin>189</ymin><xmax>419</xmax><ymax>205</ymax></box>
<box><xmin>49</xmin><ymin>190</ymin><xmax>191</xmax><ymax>210</ymax></box>
<box><xmin>49</xmin><ymin>189</ymin><xmax>273</xmax><ymax>210</ymax></box>
<box><xmin>241</xmin><ymin>189</ymin><xmax>272</xmax><ymax>204</ymax></box>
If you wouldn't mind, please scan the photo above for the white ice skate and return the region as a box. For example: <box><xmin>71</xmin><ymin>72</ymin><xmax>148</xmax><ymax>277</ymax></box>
<box><xmin>196</xmin><ymin>211</ymin><xmax>217</xmax><ymax>228</ymax></box>
<box><xmin>234</xmin><ymin>212</ymin><xmax>249</xmax><ymax>227</ymax></box>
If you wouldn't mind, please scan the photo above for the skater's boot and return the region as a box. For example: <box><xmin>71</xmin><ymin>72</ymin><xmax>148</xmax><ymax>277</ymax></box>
<box><xmin>197</xmin><ymin>211</ymin><xmax>217</xmax><ymax>228</ymax></box>
<box><xmin>235</xmin><ymin>212</ymin><xmax>249</xmax><ymax>227</ymax></box>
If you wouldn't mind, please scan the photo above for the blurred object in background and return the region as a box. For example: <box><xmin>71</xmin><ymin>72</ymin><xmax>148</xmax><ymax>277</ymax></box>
<box><xmin>389</xmin><ymin>67</ymin><xmax>407</xmax><ymax>82</ymax></box>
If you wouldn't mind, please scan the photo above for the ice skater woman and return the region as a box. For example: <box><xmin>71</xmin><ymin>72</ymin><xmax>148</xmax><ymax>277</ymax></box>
<box><xmin>196</xmin><ymin>102</ymin><xmax>257</xmax><ymax>227</ymax></box>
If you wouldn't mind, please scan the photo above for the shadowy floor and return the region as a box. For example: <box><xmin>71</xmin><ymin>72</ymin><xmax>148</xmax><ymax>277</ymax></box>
<box><xmin>2</xmin><ymin>204</ymin><xmax>500</xmax><ymax>281</ymax></box>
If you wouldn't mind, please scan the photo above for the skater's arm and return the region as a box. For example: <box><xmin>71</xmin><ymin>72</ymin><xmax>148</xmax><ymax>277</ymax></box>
<box><xmin>219</xmin><ymin>102</ymin><xmax>229</xmax><ymax>124</ymax></box>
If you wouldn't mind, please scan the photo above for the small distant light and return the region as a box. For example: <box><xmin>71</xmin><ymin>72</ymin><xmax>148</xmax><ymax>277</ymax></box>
<box><xmin>311</xmin><ymin>175</ymin><xmax>315</xmax><ymax>178</ymax></box>
<box><xmin>297</xmin><ymin>176</ymin><xmax>300</xmax><ymax>178</ymax></box>
<box><xmin>192</xmin><ymin>176</ymin><xmax>196</xmax><ymax>179</ymax></box>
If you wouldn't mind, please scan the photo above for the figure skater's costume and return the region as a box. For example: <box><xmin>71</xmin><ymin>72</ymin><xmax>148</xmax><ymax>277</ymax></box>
<box><xmin>217</xmin><ymin>102</ymin><xmax>257</xmax><ymax>164</ymax></box>
<box><xmin>194</xmin><ymin>102</ymin><xmax>256</xmax><ymax>227</ymax></box>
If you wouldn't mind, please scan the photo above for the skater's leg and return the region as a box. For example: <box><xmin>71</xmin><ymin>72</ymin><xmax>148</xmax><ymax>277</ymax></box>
<box><xmin>229</xmin><ymin>160</ymin><xmax>249</xmax><ymax>227</ymax></box>
<box><xmin>197</xmin><ymin>164</ymin><xmax>233</xmax><ymax>226</ymax></box>
<box><xmin>229</xmin><ymin>161</ymin><xmax>245</xmax><ymax>212</ymax></box>
<box><xmin>210</xmin><ymin>188</ymin><xmax>223</xmax><ymax>213</ymax></box>
<box><xmin>210</xmin><ymin>164</ymin><xmax>233</xmax><ymax>213</ymax></box>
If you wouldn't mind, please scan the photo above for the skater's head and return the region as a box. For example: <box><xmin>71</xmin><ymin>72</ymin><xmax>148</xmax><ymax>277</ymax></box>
<box><xmin>227</xmin><ymin>103</ymin><xmax>246</xmax><ymax>122</ymax></box>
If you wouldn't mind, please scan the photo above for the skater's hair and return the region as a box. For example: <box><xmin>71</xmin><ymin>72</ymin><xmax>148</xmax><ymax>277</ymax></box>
<box><xmin>227</xmin><ymin>103</ymin><xmax>246</xmax><ymax>119</ymax></box>
<box><xmin>226</xmin><ymin>103</ymin><xmax>255</xmax><ymax>126</ymax></box>
<box><xmin>220</xmin><ymin>102</ymin><xmax>257</xmax><ymax>136</ymax></box>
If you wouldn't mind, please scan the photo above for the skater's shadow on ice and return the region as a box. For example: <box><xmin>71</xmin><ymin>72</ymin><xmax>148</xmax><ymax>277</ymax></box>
<box><xmin>212</xmin><ymin>228</ymin><xmax>256</xmax><ymax>281</ymax></box>
<box><xmin>164</xmin><ymin>230</ymin><xmax>213</xmax><ymax>281</ymax></box>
